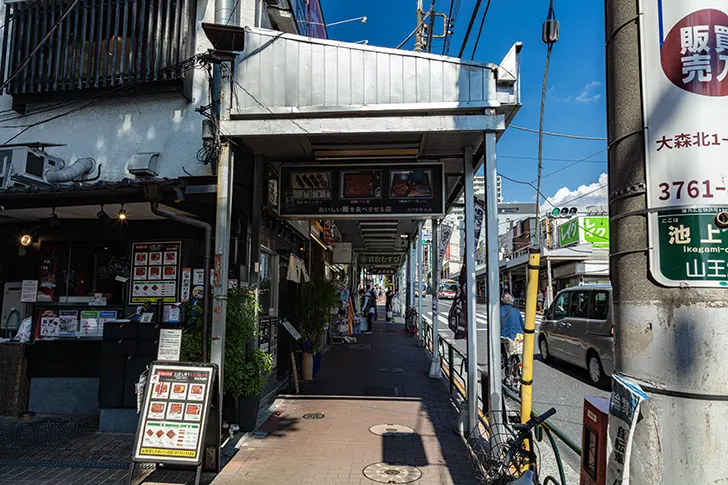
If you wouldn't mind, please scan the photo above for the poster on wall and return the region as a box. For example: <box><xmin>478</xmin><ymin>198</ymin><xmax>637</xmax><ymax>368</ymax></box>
<box><xmin>130</xmin><ymin>242</ymin><xmax>182</xmax><ymax>304</ymax></box>
<box><xmin>639</xmin><ymin>1</ymin><xmax>728</xmax><ymax>286</ymax></box>
<box><xmin>39</xmin><ymin>309</ymin><xmax>60</xmax><ymax>338</ymax></box>
<box><xmin>279</xmin><ymin>163</ymin><xmax>445</xmax><ymax>219</ymax></box>
<box><xmin>606</xmin><ymin>375</ymin><xmax>649</xmax><ymax>485</ymax></box>
<box><xmin>58</xmin><ymin>310</ymin><xmax>79</xmax><ymax>337</ymax></box>
<box><xmin>132</xmin><ymin>362</ymin><xmax>216</xmax><ymax>465</ymax></box>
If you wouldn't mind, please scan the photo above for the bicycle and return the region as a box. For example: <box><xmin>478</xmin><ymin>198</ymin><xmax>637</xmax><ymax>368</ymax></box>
<box><xmin>485</xmin><ymin>408</ymin><xmax>560</xmax><ymax>485</ymax></box>
<box><xmin>501</xmin><ymin>334</ymin><xmax>524</xmax><ymax>394</ymax></box>
<box><xmin>405</xmin><ymin>306</ymin><xmax>418</xmax><ymax>335</ymax></box>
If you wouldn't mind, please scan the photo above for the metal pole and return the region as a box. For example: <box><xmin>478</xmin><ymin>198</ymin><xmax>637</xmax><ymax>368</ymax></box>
<box><xmin>409</xmin><ymin>240</ymin><xmax>415</xmax><ymax>309</ymax></box>
<box><xmin>546</xmin><ymin>258</ymin><xmax>553</xmax><ymax>305</ymax></box>
<box><xmin>416</xmin><ymin>221</ymin><xmax>424</xmax><ymax>347</ymax></box>
<box><xmin>483</xmin><ymin>133</ymin><xmax>503</xmax><ymax>432</ymax></box>
<box><xmin>214</xmin><ymin>0</ymin><xmax>235</xmax><ymax>24</ymax></box>
<box><xmin>414</xmin><ymin>0</ymin><xmax>424</xmax><ymax>52</ymax></box>
<box><xmin>463</xmin><ymin>147</ymin><xmax>479</xmax><ymax>435</ymax></box>
<box><xmin>429</xmin><ymin>217</ymin><xmax>441</xmax><ymax>378</ymax></box>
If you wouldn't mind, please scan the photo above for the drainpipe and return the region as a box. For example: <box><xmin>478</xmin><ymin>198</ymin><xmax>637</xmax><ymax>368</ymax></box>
<box><xmin>150</xmin><ymin>201</ymin><xmax>212</xmax><ymax>362</ymax></box>
<box><xmin>215</xmin><ymin>0</ymin><xmax>235</xmax><ymax>24</ymax></box>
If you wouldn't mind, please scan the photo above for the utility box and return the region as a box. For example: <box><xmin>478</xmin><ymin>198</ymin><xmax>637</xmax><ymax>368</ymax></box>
<box><xmin>580</xmin><ymin>396</ymin><xmax>610</xmax><ymax>485</ymax></box>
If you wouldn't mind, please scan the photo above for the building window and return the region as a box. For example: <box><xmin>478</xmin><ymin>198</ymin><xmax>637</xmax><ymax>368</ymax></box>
<box><xmin>0</xmin><ymin>0</ymin><xmax>195</xmax><ymax>103</ymax></box>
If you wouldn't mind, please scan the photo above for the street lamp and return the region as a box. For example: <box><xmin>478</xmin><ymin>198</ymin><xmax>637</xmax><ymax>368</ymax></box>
<box><xmin>325</xmin><ymin>16</ymin><xmax>367</xmax><ymax>28</ymax></box>
<box><xmin>354</xmin><ymin>40</ymin><xmax>369</xmax><ymax>45</ymax></box>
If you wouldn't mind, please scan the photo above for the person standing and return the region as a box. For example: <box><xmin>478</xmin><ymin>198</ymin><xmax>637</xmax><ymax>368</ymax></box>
<box><xmin>385</xmin><ymin>287</ymin><xmax>393</xmax><ymax>322</ymax></box>
<box><xmin>361</xmin><ymin>286</ymin><xmax>376</xmax><ymax>334</ymax></box>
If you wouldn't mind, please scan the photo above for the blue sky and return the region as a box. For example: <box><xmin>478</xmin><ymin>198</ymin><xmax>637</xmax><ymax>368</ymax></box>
<box><xmin>319</xmin><ymin>0</ymin><xmax>608</xmax><ymax>207</ymax></box>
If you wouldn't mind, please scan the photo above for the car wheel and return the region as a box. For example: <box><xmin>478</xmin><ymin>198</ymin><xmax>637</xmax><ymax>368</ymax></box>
<box><xmin>539</xmin><ymin>336</ymin><xmax>554</xmax><ymax>363</ymax></box>
<box><xmin>587</xmin><ymin>352</ymin><xmax>607</xmax><ymax>387</ymax></box>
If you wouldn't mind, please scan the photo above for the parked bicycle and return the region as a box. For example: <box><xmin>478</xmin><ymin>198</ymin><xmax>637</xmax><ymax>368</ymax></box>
<box><xmin>472</xmin><ymin>408</ymin><xmax>560</xmax><ymax>485</ymax></box>
<box><xmin>405</xmin><ymin>306</ymin><xmax>418</xmax><ymax>335</ymax></box>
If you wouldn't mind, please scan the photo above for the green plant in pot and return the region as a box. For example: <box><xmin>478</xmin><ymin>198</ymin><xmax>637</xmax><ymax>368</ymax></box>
<box><xmin>295</xmin><ymin>279</ymin><xmax>340</xmax><ymax>381</ymax></box>
<box><xmin>180</xmin><ymin>286</ymin><xmax>273</xmax><ymax>431</ymax></box>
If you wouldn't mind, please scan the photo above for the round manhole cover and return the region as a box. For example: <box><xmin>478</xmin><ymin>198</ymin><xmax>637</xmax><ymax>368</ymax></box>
<box><xmin>378</xmin><ymin>367</ymin><xmax>405</xmax><ymax>373</ymax></box>
<box><xmin>369</xmin><ymin>424</ymin><xmax>415</xmax><ymax>437</ymax></box>
<box><xmin>302</xmin><ymin>413</ymin><xmax>324</xmax><ymax>420</ymax></box>
<box><xmin>363</xmin><ymin>463</ymin><xmax>422</xmax><ymax>483</ymax></box>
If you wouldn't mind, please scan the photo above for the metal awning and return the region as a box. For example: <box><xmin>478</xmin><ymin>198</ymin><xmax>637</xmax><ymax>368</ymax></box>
<box><xmin>220</xmin><ymin>27</ymin><xmax>521</xmax><ymax>252</ymax></box>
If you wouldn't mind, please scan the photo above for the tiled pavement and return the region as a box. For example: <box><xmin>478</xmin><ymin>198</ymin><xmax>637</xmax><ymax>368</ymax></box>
<box><xmin>211</xmin><ymin>316</ymin><xmax>479</xmax><ymax>485</ymax></box>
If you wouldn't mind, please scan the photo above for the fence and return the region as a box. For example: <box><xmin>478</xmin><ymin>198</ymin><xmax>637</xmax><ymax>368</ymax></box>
<box><xmin>420</xmin><ymin>318</ymin><xmax>580</xmax><ymax>484</ymax></box>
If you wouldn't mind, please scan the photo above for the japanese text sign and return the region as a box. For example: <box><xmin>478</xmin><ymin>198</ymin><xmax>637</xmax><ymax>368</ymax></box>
<box><xmin>358</xmin><ymin>254</ymin><xmax>403</xmax><ymax>267</ymax></box>
<box><xmin>278</xmin><ymin>163</ymin><xmax>445</xmax><ymax>220</ymax></box>
<box><xmin>132</xmin><ymin>362</ymin><xmax>216</xmax><ymax>466</ymax></box>
<box><xmin>641</xmin><ymin>2</ymin><xmax>728</xmax><ymax>286</ymax></box>
<box><xmin>559</xmin><ymin>219</ymin><xmax>580</xmax><ymax>247</ymax></box>
<box><xmin>606</xmin><ymin>375</ymin><xmax>648</xmax><ymax>485</ymax></box>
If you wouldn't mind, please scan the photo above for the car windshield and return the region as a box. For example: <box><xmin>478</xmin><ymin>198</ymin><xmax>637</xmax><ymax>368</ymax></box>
<box><xmin>441</xmin><ymin>283</ymin><xmax>458</xmax><ymax>292</ymax></box>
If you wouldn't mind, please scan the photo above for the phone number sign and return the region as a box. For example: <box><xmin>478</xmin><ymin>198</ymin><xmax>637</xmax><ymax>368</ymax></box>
<box><xmin>640</xmin><ymin>1</ymin><xmax>728</xmax><ymax>286</ymax></box>
<box><xmin>653</xmin><ymin>208</ymin><xmax>728</xmax><ymax>286</ymax></box>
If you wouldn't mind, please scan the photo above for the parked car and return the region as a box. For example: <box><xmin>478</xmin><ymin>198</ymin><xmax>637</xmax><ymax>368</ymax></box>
<box><xmin>538</xmin><ymin>285</ymin><xmax>614</xmax><ymax>386</ymax></box>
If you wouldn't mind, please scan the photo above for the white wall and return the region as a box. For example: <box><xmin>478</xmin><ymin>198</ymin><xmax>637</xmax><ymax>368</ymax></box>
<box><xmin>0</xmin><ymin>1</ymin><xmax>274</xmax><ymax>183</ymax></box>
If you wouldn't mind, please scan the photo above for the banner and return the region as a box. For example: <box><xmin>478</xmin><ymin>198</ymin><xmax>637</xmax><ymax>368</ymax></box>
<box><xmin>606</xmin><ymin>375</ymin><xmax>649</xmax><ymax>485</ymax></box>
<box><xmin>438</xmin><ymin>222</ymin><xmax>455</xmax><ymax>271</ymax></box>
<box><xmin>448</xmin><ymin>196</ymin><xmax>486</xmax><ymax>339</ymax></box>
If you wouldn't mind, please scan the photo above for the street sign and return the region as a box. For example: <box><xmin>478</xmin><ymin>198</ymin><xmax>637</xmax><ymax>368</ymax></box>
<box><xmin>130</xmin><ymin>362</ymin><xmax>218</xmax><ymax>484</ymax></box>
<box><xmin>559</xmin><ymin>219</ymin><xmax>579</xmax><ymax>247</ymax></box>
<box><xmin>639</xmin><ymin>1</ymin><xmax>728</xmax><ymax>286</ymax></box>
<box><xmin>653</xmin><ymin>208</ymin><xmax>728</xmax><ymax>286</ymax></box>
<box><xmin>278</xmin><ymin>163</ymin><xmax>445</xmax><ymax>219</ymax></box>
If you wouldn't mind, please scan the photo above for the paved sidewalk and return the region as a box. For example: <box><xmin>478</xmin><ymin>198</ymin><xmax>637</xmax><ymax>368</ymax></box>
<box><xmin>211</xmin><ymin>316</ymin><xmax>479</xmax><ymax>485</ymax></box>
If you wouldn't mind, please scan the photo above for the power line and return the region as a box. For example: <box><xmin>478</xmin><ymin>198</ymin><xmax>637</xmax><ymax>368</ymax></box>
<box><xmin>499</xmin><ymin>155</ymin><xmax>606</xmax><ymax>164</ymax></box>
<box><xmin>532</xmin><ymin>148</ymin><xmax>608</xmax><ymax>182</ymax></box>
<box><xmin>457</xmin><ymin>0</ymin><xmax>483</xmax><ymax>58</ymax></box>
<box><xmin>470</xmin><ymin>0</ymin><xmax>492</xmax><ymax>60</ymax></box>
<box><xmin>510</xmin><ymin>124</ymin><xmax>608</xmax><ymax>141</ymax></box>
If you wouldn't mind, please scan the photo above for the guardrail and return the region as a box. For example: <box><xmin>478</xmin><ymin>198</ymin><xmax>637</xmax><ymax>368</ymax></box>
<box><xmin>420</xmin><ymin>318</ymin><xmax>580</xmax><ymax>483</ymax></box>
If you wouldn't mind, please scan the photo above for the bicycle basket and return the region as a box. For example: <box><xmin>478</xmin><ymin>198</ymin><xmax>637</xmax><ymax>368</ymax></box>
<box><xmin>467</xmin><ymin>413</ymin><xmax>540</xmax><ymax>485</ymax></box>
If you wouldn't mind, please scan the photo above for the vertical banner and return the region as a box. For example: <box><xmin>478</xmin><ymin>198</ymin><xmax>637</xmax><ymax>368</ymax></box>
<box><xmin>639</xmin><ymin>1</ymin><xmax>728</xmax><ymax>286</ymax></box>
<box><xmin>448</xmin><ymin>196</ymin><xmax>486</xmax><ymax>339</ymax></box>
<box><xmin>438</xmin><ymin>222</ymin><xmax>455</xmax><ymax>271</ymax></box>
<box><xmin>606</xmin><ymin>375</ymin><xmax>649</xmax><ymax>485</ymax></box>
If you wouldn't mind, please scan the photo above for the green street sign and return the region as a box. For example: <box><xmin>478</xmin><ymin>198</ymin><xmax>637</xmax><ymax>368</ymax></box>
<box><xmin>558</xmin><ymin>219</ymin><xmax>579</xmax><ymax>247</ymax></box>
<box><xmin>652</xmin><ymin>208</ymin><xmax>728</xmax><ymax>287</ymax></box>
<box><xmin>583</xmin><ymin>217</ymin><xmax>609</xmax><ymax>248</ymax></box>
<box><xmin>358</xmin><ymin>254</ymin><xmax>402</xmax><ymax>266</ymax></box>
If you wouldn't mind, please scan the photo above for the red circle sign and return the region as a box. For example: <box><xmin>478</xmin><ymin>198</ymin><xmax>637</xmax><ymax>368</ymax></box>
<box><xmin>661</xmin><ymin>8</ymin><xmax>728</xmax><ymax>97</ymax></box>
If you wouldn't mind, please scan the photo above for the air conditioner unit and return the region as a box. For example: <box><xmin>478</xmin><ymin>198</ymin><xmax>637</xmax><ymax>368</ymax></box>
<box><xmin>0</xmin><ymin>147</ymin><xmax>65</xmax><ymax>189</ymax></box>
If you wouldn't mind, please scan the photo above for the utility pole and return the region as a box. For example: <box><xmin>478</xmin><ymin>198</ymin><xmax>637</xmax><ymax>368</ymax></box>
<box><xmin>606</xmin><ymin>1</ymin><xmax>728</xmax><ymax>483</ymax></box>
<box><xmin>429</xmin><ymin>218</ymin><xmax>441</xmax><ymax>378</ymax></box>
<box><xmin>414</xmin><ymin>0</ymin><xmax>424</xmax><ymax>52</ymax></box>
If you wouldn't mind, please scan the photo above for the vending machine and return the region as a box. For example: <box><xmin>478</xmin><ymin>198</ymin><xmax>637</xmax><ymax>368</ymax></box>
<box><xmin>580</xmin><ymin>396</ymin><xmax>610</xmax><ymax>485</ymax></box>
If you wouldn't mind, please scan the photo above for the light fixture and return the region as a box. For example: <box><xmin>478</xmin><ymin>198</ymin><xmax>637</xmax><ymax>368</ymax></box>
<box><xmin>97</xmin><ymin>205</ymin><xmax>112</xmax><ymax>224</ymax></box>
<box><xmin>48</xmin><ymin>207</ymin><xmax>60</xmax><ymax>227</ymax></box>
<box><xmin>117</xmin><ymin>204</ymin><xmax>128</xmax><ymax>221</ymax></box>
<box><xmin>325</xmin><ymin>16</ymin><xmax>367</xmax><ymax>28</ymax></box>
<box><xmin>19</xmin><ymin>234</ymin><xmax>32</xmax><ymax>247</ymax></box>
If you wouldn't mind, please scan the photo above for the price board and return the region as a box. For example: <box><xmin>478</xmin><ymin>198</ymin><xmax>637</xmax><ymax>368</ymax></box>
<box><xmin>132</xmin><ymin>362</ymin><xmax>217</xmax><ymax>466</ymax></box>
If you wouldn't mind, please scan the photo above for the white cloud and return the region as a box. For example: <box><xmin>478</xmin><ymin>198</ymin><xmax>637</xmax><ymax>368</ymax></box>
<box><xmin>540</xmin><ymin>173</ymin><xmax>608</xmax><ymax>213</ymax></box>
<box><xmin>575</xmin><ymin>81</ymin><xmax>603</xmax><ymax>103</ymax></box>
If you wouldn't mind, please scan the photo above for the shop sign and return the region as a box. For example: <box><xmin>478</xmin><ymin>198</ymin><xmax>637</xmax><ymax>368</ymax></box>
<box><xmin>323</xmin><ymin>220</ymin><xmax>333</xmax><ymax>244</ymax></box>
<box><xmin>639</xmin><ymin>1</ymin><xmax>728</xmax><ymax>286</ymax></box>
<box><xmin>358</xmin><ymin>254</ymin><xmax>403</xmax><ymax>267</ymax></box>
<box><xmin>132</xmin><ymin>362</ymin><xmax>216</xmax><ymax>466</ymax></box>
<box><xmin>278</xmin><ymin>163</ymin><xmax>445</xmax><ymax>219</ymax></box>
<box><xmin>583</xmin><ymin>216</ymin><xmax>610</xmax><ymax>248</ymax></box>
<box><xmin>559</xmin><ymin>219</ymin><xmax>580</xmax><ymax>247</ymax></box>
<box><xmin>332</xmin><ymin>242</ymin><xmax>353</xmax><ymax>264</ymax></box>
<box><xmin>368</xmin><ymin>267</ymin><xmax>397</xmax><ymax>275</ymax></box>
<box><xmin>131</xmin><ymin>242</ymin><xmax>182</xmax><ymax>304</ymax></box>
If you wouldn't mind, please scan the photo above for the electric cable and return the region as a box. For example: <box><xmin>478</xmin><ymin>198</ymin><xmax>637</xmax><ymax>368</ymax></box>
<box><xmin>470</xmin><ymin>0</ymin><xmax>492</xmax><ymax>60</ymax></box>
<box><xmin>499</xmin><ymin>155</ymin><xmax>606</xmax><ymax>164</ymax></box>
<box><xmin>510</xmin><ymin>125</ymin><xmax>607</xmax><ymax>141</ymax></box>
<box><xmin>457</xmin><ymin>0</ymin><xmax>482</xmax><ymax>58</ymax></box>
<box><xmin>441</xmin><ymin>0</ymin><xmax>456</xmax><ymax>54</ymax></box>
<box><xmin>531</xmin><ymin>148</ymin><xmax>608</xmax><ymax>183</ymax></box>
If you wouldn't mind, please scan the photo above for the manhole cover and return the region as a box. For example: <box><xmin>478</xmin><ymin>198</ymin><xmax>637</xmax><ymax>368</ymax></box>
<box><xmin>363</xmin><ymin>463</ymin><xmax>422</xmax><ymax>483</ymax></box>
<box><xmin>378</xmin><ymin>368</ymin><xmax>405</xmax><ymax>373</ymax></box>
<box><xmin>302</xmin><ymin>413</ymin><xmax>324</xmax><ymax>420</ymax></box>
<box><xmin>369</xmin><ymin>424</ymin><xmax>415</xmax><ymax>437</ymax></box>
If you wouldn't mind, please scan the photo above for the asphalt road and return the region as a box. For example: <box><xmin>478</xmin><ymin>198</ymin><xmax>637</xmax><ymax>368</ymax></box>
<box><xmin>417</xmin><ymin>295</ymin><xmax>609</xmax><ymax>462</ymax></box>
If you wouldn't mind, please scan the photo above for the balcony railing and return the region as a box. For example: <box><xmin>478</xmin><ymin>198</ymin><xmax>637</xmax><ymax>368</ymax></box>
<box><xmin>0</xmin><ymin>0</ymin><xmax>195</xmax><ymax>105</ymax></box>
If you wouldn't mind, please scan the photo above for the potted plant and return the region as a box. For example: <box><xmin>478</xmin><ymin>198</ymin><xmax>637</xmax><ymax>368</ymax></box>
<box><xmin>181</xmin><ymin>286</ymin><xmax>273</xmax><ymax>430</ymax></box>
<box><xmin>296</xmin><ymin>279</ymin><xmax>339</xmax><ymax>380</ymax></box>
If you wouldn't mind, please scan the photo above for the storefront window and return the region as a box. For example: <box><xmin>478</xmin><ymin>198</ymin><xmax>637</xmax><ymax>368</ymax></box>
<box><xmin>54</xmin><ymin>243</ymin><xmax>128</xmax><ymax>305</ymax></box>
<box><xmin>259</xmin><ymin>249</ymin><xmax>278</xmax><ymax>316</ymax></box>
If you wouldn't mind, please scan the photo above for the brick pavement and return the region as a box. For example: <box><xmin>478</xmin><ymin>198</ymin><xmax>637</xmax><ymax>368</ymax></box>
<box><xmin>211</xmin><ymin>316</ymin><xmax>479</xmax><ymax>485</ymax></box>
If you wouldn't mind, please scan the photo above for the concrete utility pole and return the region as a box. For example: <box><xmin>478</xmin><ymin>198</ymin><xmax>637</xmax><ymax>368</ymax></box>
<box><xmin>414</xmin><ymin>0</ymin><xmax>424</xmax><ymax>52</ymax></box>
<box><xmin>606</xmin><ymin>1</ymin><xmax>728</xmax><ymax>483</ymax></box>
<box><xmin>416</xmin><ymin>221</ymin><xmax>424</xmax><ymax>347</ymax></box>
<box><xmin>429</xmin><ymin>218</ymin><xmax>441</xmax><ymax>378</ymax></box>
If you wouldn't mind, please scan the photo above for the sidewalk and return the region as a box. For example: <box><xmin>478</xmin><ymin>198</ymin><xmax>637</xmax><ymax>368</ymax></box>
<box><xmin>212</xmin><ymin>314</ymin><xmax>479</xmax><ymax>485</ymax></box>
